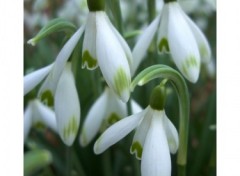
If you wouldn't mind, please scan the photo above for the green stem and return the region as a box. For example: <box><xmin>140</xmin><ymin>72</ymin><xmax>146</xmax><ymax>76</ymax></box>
<box><xmin>102</xmin><ymin>150</ymin><xmax>112</xmax><ymax>176</ymax></box>
<box><xmin>66</xmin><ymin>146</ymin><xmax>72</xmax><ymax>176</ymax></box>
<box><xmin>72</xmin><ymin>148</ymin><xmax>87</xmax><ymax>176</ymax></box>
<box><xmin>147</xmin><ymin>0</ymin><xmax>156</xmax><ymax>23</ymax></box>
<box><xmin>109</xmin><ymin>0</ymin><xmax>123</xmax><ymax>34</ymax></box>
<box><xmin>131</xmin><ymin>65</ymin><xmax>190</xmax><ymax>171</ymax></box>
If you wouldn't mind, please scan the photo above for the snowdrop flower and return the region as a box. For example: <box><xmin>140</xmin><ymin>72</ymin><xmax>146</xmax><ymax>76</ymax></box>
<box><xmin>81</xmin><ymin>0</ymin><xmax>132</xmax><ymax>102</ymax></box>
<box><xmin>24</xmin><ymin>99</ymin><xmax>57</xmax><ymax>141</ymax></box>
<box><xmin>94</xmin><ymin>85</ymin><xmax>178</xmax><ymax>176</ymax></box>
<box><xmin>80</xmin><ymin>87</ymin><xmax>142</xmax><ymax>147</ymax></box>
<box><xmin>132</xmin><ymin>0</ymin><xmax>211</xmax><ymax>83</ymax></box>
<box><xmin>25</xmin><ymin>28</ymin><xmax>83</xmax><ymax>146</ymax></box>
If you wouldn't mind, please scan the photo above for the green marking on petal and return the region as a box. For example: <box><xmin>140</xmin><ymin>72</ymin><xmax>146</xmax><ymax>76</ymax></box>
<box><xmin>107</xmin><ymin>113</ymin><xmax>120</xmax><ymax>125</ymax></box>
<box><xmin>158</xmin><ymin>38</ymin><xmax>170</xmax><ymax>52</ymax></box>
<box><xmin>63</xmin><ymin>116</ymin><xmax>78</xmax><ymax>140</ymax></box>
<box><xmin>114</xmin><ymin>67</ymin><xmax>130</xmax><ymax>97</ymax></box>
<box><xmin>130</xmin><ymin>141</ymin><xmax>143</xmax><ymax>159</ymax></box>
<box><xmin>34</xmin><ymin>121</ymin><xmax>45</xmax><ymax>129</ymax></box>
<box><xmin>182</xmin><ymin>55</ymin><xmax>199</xmax><ymax>76</ymax></box>
<box><xmin>41</xmin><ymin>90</ymin><xmax>54</xmax><ymax>107</ymax></box>
<box><xmin>82</xmin><ymin>50</ymin><xmax>97</xmax><ymax>69</ymax></box>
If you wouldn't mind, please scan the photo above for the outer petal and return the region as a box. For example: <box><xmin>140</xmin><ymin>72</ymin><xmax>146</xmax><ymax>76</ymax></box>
<box><xmin>96</xmin><ymin>12</ymin><xmax>131</xmax><ymax>102</ymax></box>
<box><xmin>24</xmin><ymin>103</ymin><xmax>33</xmax><ymax>141</ymax></box>
<box><xmin>132</xmin><ymin>15</ymin><xmax>160</xmax><ymax>75</ymax></box>
<box><xmin>55</xmin><ymin>63</ymin><xmax>80</xmax><ymax>146</ymax></box>
<box><xmin>130</xmin><ymin>106</ymin><xmax>153</xmax><ymax>160</ymax></box>
<box><xmin>105</xmin><ymin>14</ymin><xmax>133</xmax><ymax>72</ymax></box>
<box><xmin>38</xmin><ymin>26</ymin><xmax>85</xmax><ymax>106</ymax></box>
<box><xmin>157</xmin><ymin>5</ymin><xmax>170</xmax><ymax>53</ymax></box>
<box><xmin>141</xmin><ymin>112</ymin><xmax>171</xmax><ymax>176</ymax></box>
<box><xmin>181</xmin><ymin>9</ymin><xmax>212</xmax><ymax>63</ymax></box>
<box><xmin>82</xmin><ymin>12</ymin><xmax>98</xmax><ymax>70</ymax></box>
<box><xmin>79</xmin><ymin>88</ymin><xmax>108</xmax><ymax>147</ymax></box>
<box><xmin>33</xmin><ymin>100</ymin><xmax>57</xmax><ymax>133</ymax></box>
<box><xmin>104</xmin><ymin>87</ymin><xmax>127</xmax><ymax>125</ymax></box>
<box><xmin>131</xmin><ymin>99</ymin><xmax>142</xmax><ymax>114</ymax></box>
<box><xmin>168</xmin><ymin>2</ymin><xmax>200</xmax><ymax>83</ymax></box>
<box><xmin>94</xmin><ymin>110</ymin><xmax>146</xmax><ymax>154</ymax></box>
<box><xmin>24</xmin><ymin>63</ymin><xmax>54</xmax><ymax>95</ymax></box>
<box><xmin>163</xmin><ymin>112</ymin><xmax>179</xmax><ymax>154</ymax></box>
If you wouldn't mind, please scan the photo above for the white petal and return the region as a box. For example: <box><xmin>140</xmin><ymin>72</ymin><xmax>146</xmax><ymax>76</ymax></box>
<box><xmin>132</xmin><ymin>15</ymin><xmax>160</xmax><ymax>76</ymax></box>
<box><xmin>79</xmin><ymin>88</ymin><xmax>108</xmax><ymax>147</ymax></box>
<box><xmin>38</xmin><ymin>26</ymin><xmax>85</xmax><ymax>103</ymax></box>
<box><xmin>96</xmin><ymin>12</ymin><xmax>131</xmax><ymax>102</ymax></box>
<box><xmin>157</xmin><ymin>5</ymin><xmax>170</xmax><ymax>53</ymax></box>
<box><xmin>130</xmin><ymin>106</ymin><xmax>153</xmax><ymax>160</ymax></box>
<box><xmin>104</xmin><ymin>87</ymin><xmax>127</xmax><ymax>123</ymax></box>
<box><xmin>168</xmin><ymin>2</ymin><xmax>200</xmax><ymax>83</ymax></box>
<box><xmin>82</xmin><ymin>12</ymin><xmax>98</xmax><ymax>70</ymax></box>
<box><xmin>131</xmin><ymin>99</ymin><xmax>142</xmax><ymax>114</ymax></box>
<box><xmin>24</xmin><ymin>63</ymin><xmax>54</xmax><ymax>95</ymax></box>
<box><xmin>33</xmin><ymin>100</ymin><xmax>57</xmax><ymax>133</ymax></box>
<box><xmin>55</xmin><ymin>63</ymin><xmax>81</xmax><ymax>146</ymax></box>
<box><xmin>105</xmin><ymin>14</ymin><xmax>133</xmax><ymax>72</ymax></box>
<box><xmin>94</xmin><ymin>110</ymin><xmax>146</xmax><ymax>154</ymax></box>
<box><xmin>24</xmin><ymin>103</ymin><xmax>33</xmax><ymax>141</ymax></box>
<box><xmin>181</xmin><ymin>9</ymin><xmax>212</xmax><ymax>63</ymax></box>
<box><xmin>141</xmin><ymin>112</ymin><xmax>171</xmax><ymax>176</ymax></box>
<box><xmin>163</xmin><ymin>112</ymin><xmax>179</xmax><ymax>154</ymax></box>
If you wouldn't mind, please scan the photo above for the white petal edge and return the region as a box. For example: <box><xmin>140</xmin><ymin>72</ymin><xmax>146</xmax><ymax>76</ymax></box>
<box><xmin>157</xmin><ymin>4</ymin><xmax>170</xmax><ymax>53</ymax></box>
<box><xmin>168</xmin><ymin>2</ymin><xmax>200</xmax><ymax>83</ymax></box>
<box><xmin>94</xmin><ymin>109</ymin><xmax>146</xmax><ymax>154</ymax></box>
<box><xmin>24</xmin><ymin>103</ymin><xmax>33</xmax><ymax>141</ymax></box>
<box><xmin>82</xmin><ymin>12</ymin><xmax>98</xmax><ymax>70</ymax></box>
<box><xmin>130</xmin><ymin>106</ymin><xmax>153</xmax><ymax>160</ymax></box>
<box><xmin>181</xmin><ymin>8</ymin><xmax>212</xmax><ymax>63</ymax></box>
<box><xmin>131</xmin><ymin>99</ymin><xmax>143</xmax><ymax>114</ymax></box>
<box><xmin>33</xmin><ymin>100</ymin><xmax>57</xmax><ymax>133</ymax></box>
<box><xmin>141</xmin><ymin>112</ymin><xmax>171</xmax><ymax>176</ymax></box>
<box><xmin>132</xmin><ymin>15</ymin><xmax>161</xmax><ymax>76</ymax></box>
<box><xmin>38</xmin><ymin>25</ymin><xmax>85</xmax><ymax>98</ymax></box>
<box><xmin>105</xmin><ymin>13</ymin><xmax>133</xmax><ymax>72</ymax></box>
<box><xmin>163</xmin><ymin>112</ymin><xmax>179</xmax><ymax>154</ymax></box>
<box><xmin>79</xmin><ymin>88</ymin><xmax>108</xmax><ymax>147</ymax></box>
<box><xmin>55</xmin><ymin>63</ymin><xmax>81</xmax><ymax>146</ymax></box>
<box><xmin>96</xmin><ymin>12</ymin><xmax>131</xmax><ymax>102</ymax></box>
<box><xmin>24</xmin><ymin>63</ymin><xmax>54</xmax><ymax>95</ymax></box>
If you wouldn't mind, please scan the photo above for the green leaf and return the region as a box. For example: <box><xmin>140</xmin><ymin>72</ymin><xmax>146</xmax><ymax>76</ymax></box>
<box><xmin>27</xmin><ymin>18</ymin><xmax>77</xmax><ymax>46</ymax></box>
<box><xmin>24</xmin><ymin>149</ymin><xmax>53</xmax><ymax>176</ymax></box>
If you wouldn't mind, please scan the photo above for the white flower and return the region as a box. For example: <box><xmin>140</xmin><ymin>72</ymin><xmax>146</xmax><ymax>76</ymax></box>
<box><xmin>25</xmin><ymin>28</ymin><xmax>83</xmax><ymax>145</ymax></box>
<box><xmin>82</xmin><ymin>11</ymin><xmax>132</xmax><ymax>102</ymax></box>
<box><xmin>24</xmin><ymin>99</ymin><xmax>57</xmax><ymax>142</ymax></box>
<box><xmin>132</xmin><ymin>1</ymin><xmax>211</xmax><ymax>83</ymax></box>
<box><xmin>94</xmin><ymin>106</ymin><xmax>178</xmax><ymax>176</ymax></box>
<box><xmin>79</xmin><ymin>87</ymin><xmax>142</xmax><ymax>147</ymax></box>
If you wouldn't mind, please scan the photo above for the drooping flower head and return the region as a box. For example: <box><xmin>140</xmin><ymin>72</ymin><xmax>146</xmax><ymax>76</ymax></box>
<box><xmin>80</xmin><ymin>87</ymin><xmax>142</xmax><ymax>147</ymax></box>
<box><xmin>82</xmin><ymin>0</ymin><xmax>133</xmax><ymax>102</ymax></box>
<box><xmin>132</xmin><ymin>0</ymin><xmax>211</xmax><ymax>83</ymax></box>
<box><xmin>94</xmin><ymin>84</ymin><xmax>179</xmax><ymax>176</ymax></box>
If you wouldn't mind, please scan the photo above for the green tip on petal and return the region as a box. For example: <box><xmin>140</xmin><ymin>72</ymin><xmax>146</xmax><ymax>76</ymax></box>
<box><xmin>182</xmin><ymin>55</ymin><xmax>199</xmax><ymax>77</ymax></box>
<box><xmin>114</xmin><ymin>67</ymin><xmax>130</xmax><ymax>102</ymax></box>
<box><xmin>200</xmin><ymin>44</ymin><xmax>209</xmax><ymax>60</ymax></box>
<box><xmin>33</xmin><ymin>121</ymin><xmax>46</xmax><ymax>129</ymax></box>
<box><xmin>107</xmin><ymin>113</ymin><xmax>120</xmax><ymax>125</ymax></box>
<box><xmin>63</xmin><ymin>116</ymin><xmax>78</xmax><ymax>141</ymax></box>
<box><xmin>158</xmin><ymin>38</ymin><xmax>170</xmax><ymax>52</ymax></box>
<box><xmin>41</xmin><ymin>90</ymin><xmax>54</xmax><ymax>107</ymax></box>
<box><xmin>82</xmin><ymin>50</ymin><xmax>98</xmax><ymax>69</ymax></box>
<box><xmin>130</xmin><ymin>141</ymin><xmax>143</xmax><ymax>159</ymax></box>
<box><xmin>80</xmin><ymin>128</ymin><xmax>88</xmax><ymax>146</ymax></box>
